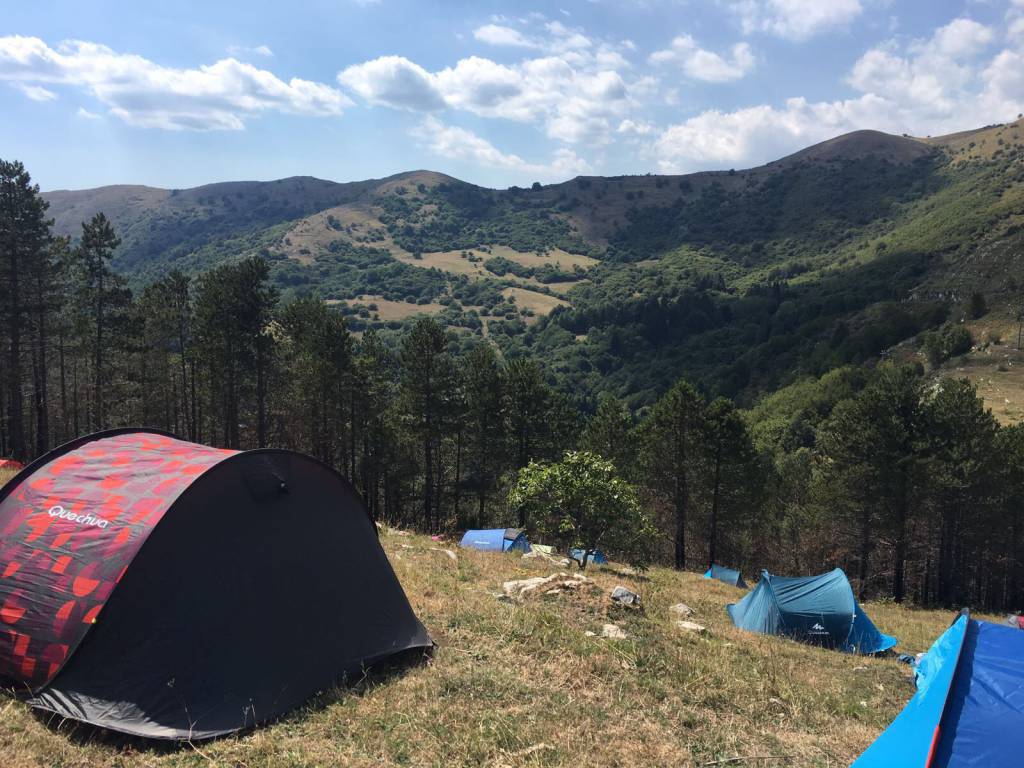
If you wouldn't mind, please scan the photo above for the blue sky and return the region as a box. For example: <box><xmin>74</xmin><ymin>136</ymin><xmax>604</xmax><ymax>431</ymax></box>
<box><xmin>2</xmin><ymin>0</ymin><xmax>1023</xmax><ymax>191</ymax></box>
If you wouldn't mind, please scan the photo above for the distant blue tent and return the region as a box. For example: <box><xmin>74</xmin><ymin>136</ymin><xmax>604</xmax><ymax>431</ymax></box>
<box><xmin>459</xmin><ymin>528</ymin><xmax>531</xmax><ymax>553</ymax></box>
<box><xmin>703</xmin><ymin>563</ymin><xmax>747</xmax><ymax>588</ymax></box>
<box><xmin>853</xmin><ymin>612</ymin><xmax>1024</xmax><ymax>767</ymax></box>
<box><xmin>727</xmin><ymin>568</ymin><xmax>896</xmax><ymax>654</ymax></box>
<box><xmin>570</xmin><ymin>548</ymin><xmax>608</xmax><ymax>566</ymax></box>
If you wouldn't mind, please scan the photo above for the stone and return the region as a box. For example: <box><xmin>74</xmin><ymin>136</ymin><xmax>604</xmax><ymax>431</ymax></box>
<box><xmin>669</xmin><ymin>603</ymin><xmax>695</xmax><ymax>617</ymax></box>
<box><xmin>430</xmin><ymin>547</ymin><xmax>457</xmax><ymax>562</ymax></box>
<box><xmin>501</xmin><ymin>572</ymin><xmax>590</xmax><ymax>600</ymax></box>
<box><xmin>610</xmin><ymin>586</ymin><xmax>641</xmax><ymax>606</ymax></box>
<box><xmin>674</xmin><ymin>620</ymin><xmax>707</xmax><ymax>633</ymax></box>
<box><xmin>522</xmin><ymin>549</ymin><xmax>573</xmax><ymax>567</ymax></box>
<box><xmin>600</xmin><ymin>623</ymin><xmax>628</xmax><ymax>639</ymax></box>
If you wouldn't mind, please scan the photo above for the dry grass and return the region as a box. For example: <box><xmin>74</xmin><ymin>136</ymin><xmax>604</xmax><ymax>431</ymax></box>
<box><xmin>501</xmin><ymin>287</ymin><xmax>569</xmax><ymax>320</ymax></box>
<box><xmin>333</xmin><ymin>295</ymin><xmax>447</xmax><ymax>321</ymax></box>
<box><xmin>0</xmin><ymin>529</ymin><xmax>987</xmax><ymax>767</ymax></box>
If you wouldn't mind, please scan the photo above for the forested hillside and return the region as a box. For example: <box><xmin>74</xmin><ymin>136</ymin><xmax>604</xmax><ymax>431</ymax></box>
<box><xmin>43</xmin><ymin>121</ymin><xmax>1024</xmax><ymax>408</ymax></box>
<box><xmin>4</xmin><ymin>120</ymin><xmax>1024</xmax><ymax>611</ymax></box>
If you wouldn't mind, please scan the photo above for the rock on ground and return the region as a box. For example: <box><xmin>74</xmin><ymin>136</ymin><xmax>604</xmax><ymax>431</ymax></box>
<box><xmin>670</xmin><ymin>603</ymin><xmax>695</xmax><ymax>617</ymax></box>
<box><xmin>522</xmin><ymin>549</ymin><xmax>573</xmax><ymax>567</ymax></box>
<box><xmin>674</xmin><ymin>620</ymin><xmax>707</xmax><ymax>634</ymax></box>
<box><xmin>502</xmin><ymin>572</ymin><xmax>590</xmax><ymax>600</ymax></box>
<box><xmin>610</xmin><ymin>586</ymin><xmax>641</xmax><ymax>606</ymax></box>
<box><xmin>601</xmin><ymin>623</ymin><xmax>628</xmax><ymax>639</ymax></box>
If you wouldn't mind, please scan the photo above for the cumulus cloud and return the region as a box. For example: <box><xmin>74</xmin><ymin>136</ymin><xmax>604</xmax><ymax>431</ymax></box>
<box><xmin>650</xmin><ymin>35</ymin><xmax>755</xmax><ymax>82</ymax></box>
<box><xmin>411</xmin><ymin>116</ymin><xmax>591</xmax><ymax>179</ymax></box>
<box><xmin>652</xmin><ymin>15</ymin><xmax>1023</xmax><ymax>173</ymax></box>
<box><xmin>652</xmin><ymin>95</ymin><xmax>897</xmax><ymax>171</ymax></box>
<box><xmin>848</xmin><ymin>19</ymin><xmax>994</xmax><ymax>117</ymax></box>
<box><xmin>338</xmin><ymin>55</ymin><xmax>446</xmax><ymax>111</ymax></box>
<box><xmin>76</xmin><ymin>106</ymin><xmax>101</xmax><ymax>120</ymax></box>
<box><xmin>730</xmin><ymin>0</ymin><xmax>862</xmax><ymax>41</ymax></box>
<box><xmin>340</xmin><ymin>45</ymin><xmax>640</xmax><ymax>146</ymax></box>
<box><xmin>0</xmin><ymin>36</ymin><xmax>349</xmax><ymax>130</ymax></box>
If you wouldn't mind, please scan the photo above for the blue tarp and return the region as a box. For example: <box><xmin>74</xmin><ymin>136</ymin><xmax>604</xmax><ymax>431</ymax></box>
<box><xmin>727</xmin><ymin>568</ymin><xmax>896</xmax><ymax>654</ymax></box>
<box><xmin>704</xmin><ymin>563</ymin><xmax>747</xmax><ymax>588</ymax></box>
<box><xmin>854</xmin><ymin>614</ymin><xmax>1024</xmax><ymax>767</ymax></box>
<box><xmin>570</xmin><ymin>548</ymin><xmax>608</xmax><ymax>566</ymax></box>
<box><xmin>459</xmin><ymin>528</ymin><xmax>531</xmax><ymax>553</ymax></box>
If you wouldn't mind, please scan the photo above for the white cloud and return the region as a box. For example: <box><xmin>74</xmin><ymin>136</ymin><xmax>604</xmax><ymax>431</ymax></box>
<box><xmin>730</xmin><ymin>0</ymin><xmax>863</xmax><ymax>41</ymax></box>
<box><xmin>227</xmin><ymin>44</ymin><xmax>274</xmax><ymax>58</ymax></box>
<box><xmin>473</xmin><ymin>24</ymin><xmax>539</xmax><ymax>48</ymax></box>
<box><xmin>411</xmin><ymin>116</ymin><xmax>591</xmax><ymax>179</ymax></box>
<box><xmin>617</xmin><ymin>118</ymin><xmax>654</xmax><ymax>135</ymax></box>
<box><xmin>652</xmin><ymin>96</ymin><xmax>892</xmax><ymax>171</ymax></box>
<box><xmin>76</xmin><ymin>106</ymin><xmax>100</xmax><ymax>119</ymax></box>
<box><xmin>848</xmin><ymin>19</ymin><xmax>995</xmax><ymax>117</ymax></box>
<box><xmin>650</xmin><ymin>35</ymin><xmax>755</xmax><ymax>82</ymax></box>
<box><xmin>652</xmin><ymin>15</ymin><xmax>1023</xmax><ymax>173</ymax></box>
<box><xmin>0</xmin><ymin>36</ymin><xmax>349</xmax><ymax>130</ymax></box>
<box><xmin>340</xmin><ymin>46</ymin><xmax>641</xmax><ymax>146</ymax></box>
<box><xmin>338</xmin><ymin>56</ymin><xmax>446</xmax><ymax>111</ymax></box>
<box><xmin>14</xmin><ymin>82</ymin><xmax>56</xmax><ymax>101</ymax></box>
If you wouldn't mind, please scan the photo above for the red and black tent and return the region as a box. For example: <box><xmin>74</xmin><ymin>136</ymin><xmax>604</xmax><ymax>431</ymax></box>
<box><xmin>0</xmin><ymin>429</ymin><xmax>431</xmax><ymax>740</ymax></box>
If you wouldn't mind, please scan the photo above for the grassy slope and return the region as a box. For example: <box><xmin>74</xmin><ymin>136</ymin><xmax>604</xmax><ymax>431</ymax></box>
<box><xmin>0</xmin><ymin>528</ymin><xmax>996</xmax><ymax>768</ymax></box>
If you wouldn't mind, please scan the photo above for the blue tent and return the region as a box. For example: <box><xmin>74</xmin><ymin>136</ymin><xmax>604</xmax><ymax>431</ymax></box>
<box><xmin>853</xmin><ymin>612</ymin><xmax>1024</xmax><ymax>767</ymax></box>
<box><xmin>570</xmin><ymin>548</ymin><xmax>608</xmax><ymax>566</ymax></box>
<box><xmin>459</xmin><ymin>528</ymin><xmax>531</xmax><ymax>553</ymax></box>
<box><xmin>704</xmin><ymin>563</ymin><xmax>747</xmax><ymax>588</ymax></box>
<box><xmin>727</xmin><ymin>568</ymin><xmax>896</xmax><ymax>654</ymax></box>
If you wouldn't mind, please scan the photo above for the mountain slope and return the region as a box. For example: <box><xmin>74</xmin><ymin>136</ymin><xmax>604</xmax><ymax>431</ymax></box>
<box><xmin>41</xmin><ymin>119</ymin><xmax>1024</xmax><ymax>408</ymax></box>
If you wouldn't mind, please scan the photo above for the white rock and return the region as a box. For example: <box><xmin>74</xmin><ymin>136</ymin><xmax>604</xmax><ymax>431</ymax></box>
<box><xmin>601</xmin><ymin>623</ymin><xmax>628</xmax><ymax>639</ymax></box>
<box><xmin>670</xmin><ymin>603</ymin><xmax>695</xmax><ymax>617</ymax></box>
<box><xmin>501</xmin><ymin>572</ymin><xmax>589</xmax><ymax>600</ymax></box>
<box><xmin>610</xmin><ymin>586</ymin><xmax>641</xmax><ymax>606</ymax></box>
<box><xmin>584</xmin><ymin>630</ymin><xmax>597</xmax><ymax>637</ymax></box>
<box><xmin>674</xmin><ymin>620</ymin><xmax>707</xmax><ymax>633</ymax></box>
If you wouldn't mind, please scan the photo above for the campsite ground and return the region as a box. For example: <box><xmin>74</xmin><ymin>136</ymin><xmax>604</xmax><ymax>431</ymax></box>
<box><xmin>0</xmin><ymin>529</ymin><xmax>998</xmax><ymax>768</ymax></box>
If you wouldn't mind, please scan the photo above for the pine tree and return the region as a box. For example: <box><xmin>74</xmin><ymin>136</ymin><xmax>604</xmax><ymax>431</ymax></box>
<box><xmin>640</xmin><ymin>379</ymin><xmax>707</xmax><ymax>570</ymax></box>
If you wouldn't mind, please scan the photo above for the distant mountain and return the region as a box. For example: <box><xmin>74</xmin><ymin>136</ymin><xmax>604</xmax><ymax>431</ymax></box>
<box><xmin>42</xmin><ymin>119</ymin><xmax>1024</xmax><ymax>407</ymax></box>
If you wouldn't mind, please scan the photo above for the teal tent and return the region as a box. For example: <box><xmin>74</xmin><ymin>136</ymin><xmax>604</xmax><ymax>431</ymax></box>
<box><xmin>703</xmin><ymin>563</ymin><xmax>747</xmax><ymax>588</ymax></box>
<box><xmin>727</xmin><ymin>568</ymin><xmax>896</xmax><ymax>654</ymax></box>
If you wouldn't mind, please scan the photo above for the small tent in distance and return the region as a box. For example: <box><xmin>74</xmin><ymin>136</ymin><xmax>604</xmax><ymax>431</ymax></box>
<box><xmin>570</xmin><ymin>548</ymin><xmax>608</xmax><ymax>567</ymax></box>
<box><xmin>459</xmin><ymin>528</ymin><xmax>532</xmax><ymax>553</ymax></box>
<box><xmin>0</xmin><ymin>429</ymin><xmax>432</xmax><ymax>740</ymax></box>
<box><xmin>704</xmin><ymin>563</ymin><xmax>747</xmax><ymax>588</ymax></box>
<box><xmin>727</xmin><ymin>568</ymin><xmax>896</xmax><ymax>654</ymax></box>
<box><xmin>853</xmin><ymin>612</ymin><xmax>1024</xmax><ymax>767</ymax></box>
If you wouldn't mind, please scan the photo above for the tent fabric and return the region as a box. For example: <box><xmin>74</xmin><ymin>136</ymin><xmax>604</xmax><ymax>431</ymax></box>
<box><xmin>727</xmin><ymin>568</ymin><xmax>896</xmax><ymax>654</ymax></box>
<box><xmin>0</xmin><ymin>459</ymin><xmax>24</xmax><ymax>472</ymax></box>
<box><xmin>0</xmin><ymin>429</ymin><xmax>431</xmax><ymax>740</ymax></box>
<box><xmin>569</xmin><ymin>548</ymin><xmax>608</xmax><ymax>566</ymax></box>
<box><xmin>854</xmin><ymin>614</ymin><xmax>1024</xmax><ymax>768</ymax></box>
<box><xmin>703</xmin><ymin>563</ymin><xmax>747</xmax><ymax>588</ymax></box>
<box><xmin>459</xmin><ymin>528</ymin><xmax>531</xmax><ymax>553</ymax></box>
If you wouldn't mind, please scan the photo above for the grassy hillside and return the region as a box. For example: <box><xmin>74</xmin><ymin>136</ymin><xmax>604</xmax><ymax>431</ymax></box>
<box><xmin>40</xmin><ymin>119</ymin><xmax>1024</xmax><ymax>410</ymax></box>
<box><xmin>0</xmin><ymin>527</ymin><xmax>995</xmax><ymax>767</ymax></box>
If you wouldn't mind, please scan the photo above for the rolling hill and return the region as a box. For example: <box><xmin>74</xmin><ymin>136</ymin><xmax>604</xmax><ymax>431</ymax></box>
<box><xmin>42</xmin><ymin>119</ymin><xmax>1024</xmax><ymax>410</ymax></box>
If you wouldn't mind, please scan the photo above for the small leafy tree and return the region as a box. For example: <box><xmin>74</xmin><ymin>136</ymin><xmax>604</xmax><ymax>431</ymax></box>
<box><xmin>508</xmin><ymin>451</ymin><xmax>655</xmax><ymax>569</ymax></box>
